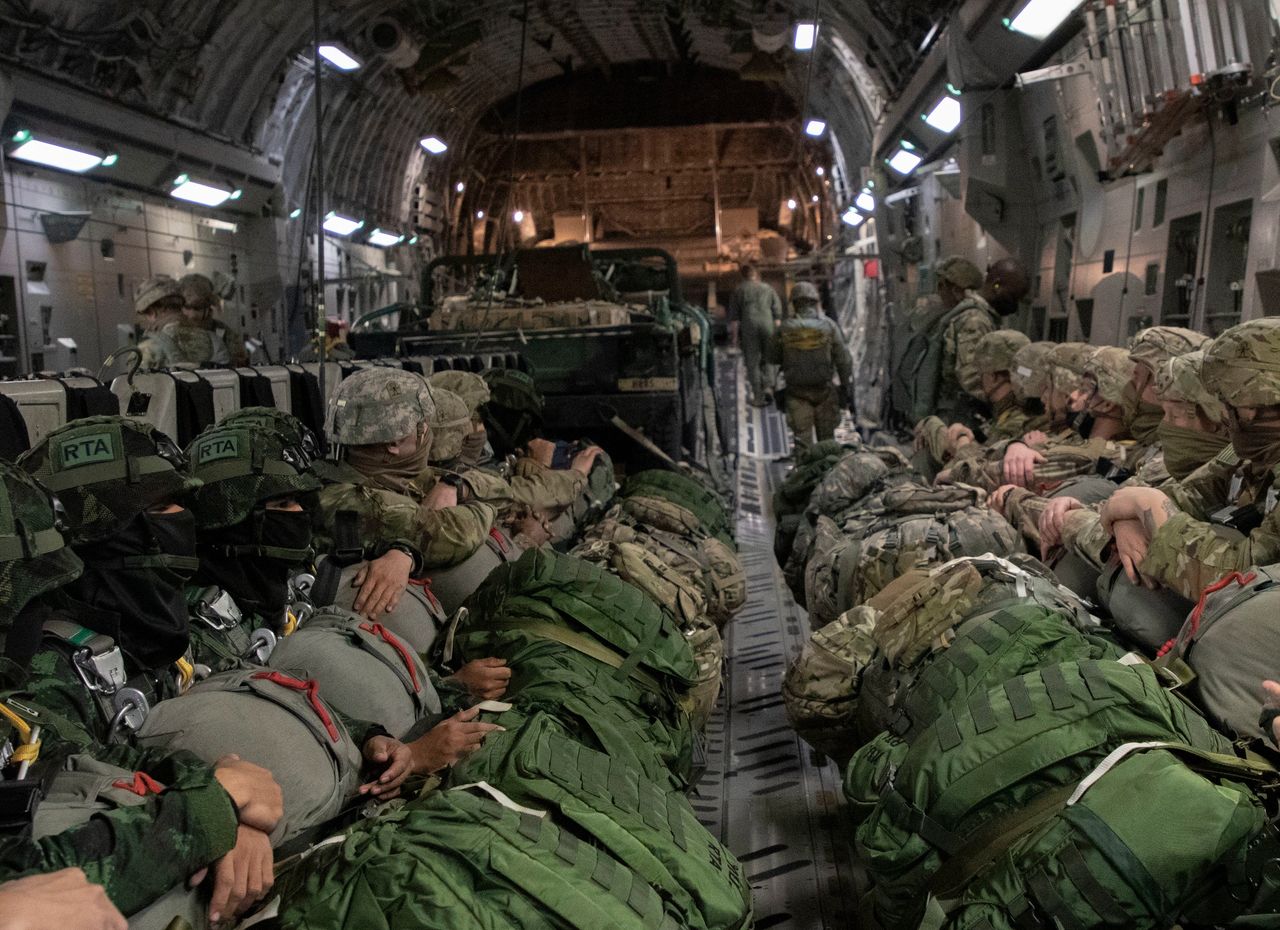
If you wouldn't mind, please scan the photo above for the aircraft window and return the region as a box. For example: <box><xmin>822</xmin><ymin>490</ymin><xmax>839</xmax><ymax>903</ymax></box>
<box><xmin>1103</xmin><ymin>250</ymin><xmax>1115</xmax><ymax>273</ymax></box>
<box><xmin>1134</xmin><ymin>187</ymin><xmax>1144</xmax><ymax>230</ymax></box>
<box><xmin>1154</xmin><ymin>179</ymin><xmax>1168</xmax><ymax>226</ymax></box>
<box><xmin>1144</xmin><ymin>263</ymin><xmax>1160</xmax><ymax>295</ymax></box>
<box><xmin>1048</xmin><ymin>317</ymin><xmax>1068</xmax><ymax>341</ymax></box>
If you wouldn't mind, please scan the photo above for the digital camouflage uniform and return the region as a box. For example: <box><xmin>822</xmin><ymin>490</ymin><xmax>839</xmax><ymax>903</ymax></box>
<box><xmin>729</xmin><ymin>278</ymin><xmax>783</xmax><ymax>402</ymax></box>
<box><xmin>1142</xmin><ymin>319</ymin><xmax>1280</xmax><ymax>599</ymax></box>
<box><xmin>0</xmin><ymin>460</ymin><xmax>238</xmax><ymax>917</ymax></box>
<box><xmin>179</xmin><ymin>273</ymin><xmax>241</xmax><ymax>366</ymax></box>
<box><xmin>770</xmin><ymin>283</ymin><xmax>852</xmax><ymax>451</ymax></box>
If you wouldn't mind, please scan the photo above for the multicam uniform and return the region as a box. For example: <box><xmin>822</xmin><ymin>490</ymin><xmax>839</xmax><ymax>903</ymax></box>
<box><xmin>729</xmin><ymin>278</ymin><xmax>783</xmax><ymax>402</ymax></box>
<box><xmin>770</xmin><ymin>284</ymin><xmax>853</xmax><ymax>451</ymax></box>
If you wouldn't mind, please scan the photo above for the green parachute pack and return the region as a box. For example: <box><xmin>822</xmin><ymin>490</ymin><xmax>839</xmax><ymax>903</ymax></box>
<box><xmin>855</xmin><ymin>660</ymin><xmax>1234</xmax><ymax>930</ymax></box>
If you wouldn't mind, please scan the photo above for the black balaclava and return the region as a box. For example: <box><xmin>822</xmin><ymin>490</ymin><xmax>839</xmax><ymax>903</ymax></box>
<box><xmin>63</xmin><ymin>509</ymin><xmax>199</xmax><ymax>669</ymax></box>
<box><xmin>196</xmin><ymin>507</ymin><xmax>313</xmax><ymax>622</ymax></box>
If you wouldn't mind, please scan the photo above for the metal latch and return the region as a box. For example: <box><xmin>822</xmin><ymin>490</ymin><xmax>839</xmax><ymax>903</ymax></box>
<box><xmin>249</xmin><ymin>628</ymin><xmax>279</xmax><ymax>665</ymax></box>
<box><xmin>109</xmin><ymin>687</ymin><xmax>149</xmax><ymax>738</ymax></box>
<box><xmin>194</xmin><ymin>588</ymin><xmax>244</xmax><ymax>632</ymax></box>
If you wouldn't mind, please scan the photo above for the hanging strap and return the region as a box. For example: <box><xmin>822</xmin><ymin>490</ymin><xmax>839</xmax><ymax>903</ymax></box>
<box><xmin>249</xmin><ymin>671</ymin><xmax>340</xmax><ymax>742</ymax></box>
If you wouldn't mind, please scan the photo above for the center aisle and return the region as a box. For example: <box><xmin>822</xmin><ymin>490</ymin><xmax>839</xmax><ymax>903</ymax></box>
<box><xmin>693</xmin><ymin>356</ymin><xmax>860</xmax><ymax>929</ymax></box>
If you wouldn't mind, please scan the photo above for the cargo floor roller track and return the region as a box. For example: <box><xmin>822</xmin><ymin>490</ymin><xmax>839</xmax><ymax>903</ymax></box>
<box><xmin>693</xmin><ymin>356</ymin><xmax>860</xmax><ymax>929</ymax></box>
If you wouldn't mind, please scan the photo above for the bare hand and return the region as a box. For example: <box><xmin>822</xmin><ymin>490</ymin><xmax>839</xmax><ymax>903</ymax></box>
<box><xmin>1100</xmin><ymin>487</ymin><xmax>1173</xmax><ymax>536</ymax></box>
<box><xmin>0</xmin><ymin>869</ymin><xmax>126</xmax><ymax>930</ymax></box>
<box><xmin>1003</xmin><ymin>443</ymin><xmax>1046</xmax><ymax>488</ymax></box>
<box><xmin>1262</xmin><ymin>681</ymin><xmax>1280</xmax><ymax>746</ymax></box>
<box><xmin>1113</xmin><ymin>519</ymin><xmax>1152</xmax><ymax>586</ymax></box>
<box><xmin>208</xmin><ymin>825</ymin><xmax>273</xmax><ymax>926</ymax></box>
<box><xmin>571</xmin><ymin>445</ymin><xmax>604</xmax><ymax>476</ymax></box>
<box><xmin>213</xmin><ymin>755</ymin><xmax>283</xmax><ymax>834</ymax></box>
<box><xmin>424</xmin><ymin>481</ymin><xmax>459</xmax><ymax>510</ymax></box>
<box><xmin>352</xmin><ymin>549</ymin><xmax>413</xmax><ymax>618</ymax></box>
<box><xmin>1038</xmin><ymin>497</ymin><xmax>1083</xmax><ymax>559</ymax></box>
<box><xmin>989</xmin><ymin>484</ymin><xmax>1018</xmax><ymax>517</ymax></box>
<box><xmin>525</xmin><ymin>438</ymin><xmax>556</xmax><ymax>467</ymax></box>
<box><xmin>1023</xmin><ymin>430</ymin><xmax>1049</xmax><ymax>446</ymax></box>
<box><xmin>450</xmin><ymin>658</ymin><xmax>513</xmax><ymax>700</ymax></box>
<box><xmin>359</xmin><ymin>736</ymin><xmax>415</xmax><ymax>800</ymax></box>
<box><xmin>408</xmin><ymin>706</ymin><xmax>505</xmax><ymax>773</ymax></box>
<box><xmin>945</xmin><ymin>423</ymin><xmax>975</xmax><ymax>455</ymax></box>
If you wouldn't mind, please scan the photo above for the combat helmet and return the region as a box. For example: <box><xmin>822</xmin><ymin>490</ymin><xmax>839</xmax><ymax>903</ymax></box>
<box><xmin>791</xmin><ymin>281</ymin><xmax>821</xmax><ymax>305</ymax></box>
<box><xmin>1128</xmin><ymin>326</ymin><xmax>1209</xmax><ymax>374</ymax></box>
<box><xmin>482</xmin><ymin>368</ymin><xmax>544</xmax><ymax>454</ymax></box>
<box><xmin>1156</xmin><ymin>350</ymin><xmax>1226</xmax><ymax>423</ymax></box>
<box><xmin>1048</xmin><ymin>342</ymin><xmax>1093</xmax><ymax>395</ymax></box>
<box><xmin>0</xmin><ymin>464</ymin><xmax>81</xmax><ymax>625</ymax></box>
<box><xmin>223</xmin><ymin>407</ymin><xmax>322</xmax><ymax>462</ymax></box>
<box><xmin>328</xmin><ymin>368</ymin><xmax>436</xmax><ymax>446</ymax></box>
<box><xmin>1011</xmin><ymin>342</ymin><xmax>1054</xmax><ymax>402</ymax></box>
<box><xmin>19</xmin><ymin>416</ymin><xmax>199</xmax><ymax>544</ymax></box>
<box><xmin>178</xmin><ymin>273</ymin><xmax>218</xmax><ymax>315</ymax></box>
<box><xmin>936</xmin><ymin>256</ymin><xmax>984</xmax><ymax>291</ymax></box>
<box><xmin>429</xmin><ymin>370</ymin><xmax>490</xmax><ymax>419</ymax></box>
<box><xmin>186</xmin><ymin>422</ymin><xmax>321</xmax><ymax>532</ymax></box>
<box><xmin>134</xmin><ymin>275</ymin><xmax>182</xmax><ymax>315</ymax></box>
<box><xmin>1202</xmin><ymin>318</ymin><xmax>1280</xmax><ymax>408</ymax></box>
<box><xmin>976</xmin><ymin>330</ymin><xmax>1031</xmax><ymax>377</ymax></box>
<box><xmin>1084</xmin><ymin>346</ymin><xmax>1135</xmax><ymax>407</ymax></box>
<box><xmin>427</xmin><ymin>389</ymin><xmax>472</xmax><ymax>463</ymax></box>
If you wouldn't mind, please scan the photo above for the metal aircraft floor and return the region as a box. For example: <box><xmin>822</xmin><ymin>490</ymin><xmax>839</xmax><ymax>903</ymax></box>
<box><xmin>693</xmin><ymin>358</ymin><xmax>862</xmax><ymax>929</ymax></box>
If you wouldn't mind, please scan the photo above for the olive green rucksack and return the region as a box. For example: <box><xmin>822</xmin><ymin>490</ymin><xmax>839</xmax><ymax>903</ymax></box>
<box><xmin>856</xmin><ymin>660</ymin><xmax>1234</xmax><ymax>930</ymax></box>
<box><xmin>946</xmin><ymin>745</ymin><xmax>1280</xmax><ymax>930</ymax></box>
<box><xmin>279</xmin><ymin>785</ymin><xmax>690</xmax><ymax>930</ymax></box>
<box><xmin>137</xmin><ymin>667</ymin><xmax>364</xmax><ymax>845</ymax></box>
<box><xmin>622</xmin><ymin>470</ymin><xmax>733</xmax><ymax>540</ymax></box>
<box><xmin>621</xmin><ymin>494</ymin><xmax>735</xmax><ymax>548</ymax></box>
<box><xmin>268</xmin><ymin>607</ymin><xmax>438</xmax><ymax>740</ymax></box>
<box><xmin>449</xmin><ymin>713</ymin><xmax>753</xmax><ymax>930</ymax></box>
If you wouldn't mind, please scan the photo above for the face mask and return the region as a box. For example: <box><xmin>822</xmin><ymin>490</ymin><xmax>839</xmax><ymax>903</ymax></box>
<box><xmin>345</xmin><ymin>431</ymin><xmax>431</xmax><ymax>494</ymax></box>
<box><xmin>197</xmin><ymin>509</ymin><xmax>313</xmax><ymax>621</ymax></box>
<box><xmin>1230</xmin><ymin>422</ymin><xmax>1280</xmax><ymax>469</ymax></box>
<box><xmin>1157</xmin><ymin>423</ymin><xmax>1229</xmax><ymax>480</ymax></box>
<box><xmin>990</xmin><ymin>293</ymin><xmax>1020</xmax><ymax>316</ymax></box>
<box><xmin>64</xmin><ymin>510</ymin><xmax>198</xmax><ymax>669</ymax></box>
<box><xmin>459</xmin><ymin>429</ymin><xmax>488</xmax><ymax>465</ymax></box>
<box><xmin>1123</xmin><ymin>382</ymin><xmax>1164</xmax><ymax>445</ymax></box>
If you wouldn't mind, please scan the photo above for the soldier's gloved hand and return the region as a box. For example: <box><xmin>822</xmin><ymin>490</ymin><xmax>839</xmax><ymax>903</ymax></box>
<box><xmin>1038</xmin><ymin>496</ymin><xmax>1083</xmax><ymax>559</ymax></box>
<box><xmin>450</xmin><ymin>657</ymin><xmax>513</xmax><ymax>700</ymax></box>
<box><xmin>409</xmin><ymin>706</ymin><xmax>506</xmax><ymax>773</ymax></box>
<box><xmin>0</xmin><ymin>869</ymin><xmax>126</xmax><ymax>930</ymax></box>
<box><xmin>525</xmin><ymin>438</ymin><xmax>556</xmax><ymax>467</ymax></box>
<box><xmin>352</xmin><ymin>549</ymin><xmax>412</xmax><ymax>619</ymax></box>
<box><xmin>571</xmin><ymin>445</ymin><xmax>604</xmax><ymax>476</ymax></box>
<box><xmin>1003</xmin><ymin>442</ymin><xmax>1046</xmax><ymax>488</ymax></box>
<box><xmin>208</xmin><ymin>825</ymin><xmax>273</xmax><ymax>926</ymax></box>
<box><xmin>360</xmin><ymin>736</ymin><xmax>414</xmax><ymax>800</ymax></box>
<box><xmin>213</xmin><ymin>754</ymin><xmax>283</xmax><ymax>834</ymax></box>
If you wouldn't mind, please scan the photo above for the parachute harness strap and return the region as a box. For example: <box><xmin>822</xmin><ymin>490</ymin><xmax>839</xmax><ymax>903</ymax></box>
<box><xmin>251</xmin><ymin>671</ymin><xmax>340</xmax><ymax>742</ymax></box>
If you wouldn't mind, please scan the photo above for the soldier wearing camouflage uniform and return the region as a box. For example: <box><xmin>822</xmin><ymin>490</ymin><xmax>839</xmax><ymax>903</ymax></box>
<box><xmin>134</xmin><ymin>276</ymin><xmax>219</xmax><ymax>369</ymax></box>
<box><xmin>179</xmin><ymin>273</ymin><xmax>240</xmax><ymax>366</ymax></box>
<box><xmin>728</xmin><ymin>263</ymin><xmax>783</xmax><ymax>407</ymax></box>
<box><xmin>429</xmin><ymin>370</ymin><xmax>491</xmax><ymax>465</ymax></box>
<box><xmin>1101</xmin><ymin>318</ymin><xmax>1280</xmax><ymax>599</ymax></box>
<box><xmin>770</xmin><ymin>282</ymin><xmax>853</xmax><ymax>452</ymax></box>
<box><xmin>2</xmin><ymin>439</ymin><xmax>290</xmax><ymax>925</ymax></box>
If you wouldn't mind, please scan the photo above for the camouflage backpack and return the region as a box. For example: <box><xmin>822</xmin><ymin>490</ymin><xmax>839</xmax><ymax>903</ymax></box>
<box><xmin>806</xmin><ymin>451</ymin><xmax>893</xmax><ymax>517</ymax></box>
<box><xmin>855</xmin><ymin>661</ymin><xmax>1233</xmax><ymax>930</ymax></box>
<box><xmin>570</xmin><ymin>538</ymin><xmax>722</xmax><ymax>729</ymax></box>
<box><xmin>804</xmin><ymin>515</ymin><xmax>851</xmax><ymax>630</ymax></box>
<box><xmin>836</xmin><ymin>484</ymin><xmax>1025</xmax><ymax>610</ymax></box>
<box><xmin>782</xmin><ymin>604</ymin><xmax>879</xmax><ymax>766</ymax></box>
<box><xmin>268</xmin><ymin>607</ymin><xmax>438</xmax><ymax>740</ymax></box>
<box><xmin>136</xmin><ymin>667</ymin><xmax>364</xmax><ymax>844</ymax></box>
<box><xmin>622</xmin><ymin>470</ymin><xmax>732</xmax><ymax>539</ymax></box>
<box><xmin>621</xmin><ymin>494</ymin><xmax>735</xmax><ymax>548</ymax></box>
<box><xmin>773</xmin><ymin>441</ymin><xmax>854</xmax><ymax>566</ymax></box>
<box><xmin>1157</xmin><ymin>565</ymin><xmax>1280</xmax><ymax>740</ymax></box>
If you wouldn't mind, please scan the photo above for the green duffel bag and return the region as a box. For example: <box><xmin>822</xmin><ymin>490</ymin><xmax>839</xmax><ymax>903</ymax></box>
<box><xmin>278</xmin><ymin>783</ymin><xmax>689</xmax><ymax>930</ymax></box>
<box><xmin>137</xmin><ymin>667</ymin><xmax>364</xmax><ymax>845</ymax></box>
<box><xmin>450</xmin><ymin>712</ymin><xmax>753</xmax><ymax>930</ymax></box>
<box><xmin>623</xmin><ymin>469</ymin><xmax>732</xmax><ymax>532</ymax></box>
<box><xmin>945</xmin><ymin>745</ymin><xmax>1280</xmax><ymax>930</ymax></box>
<box><xmin>462</xmin><ymin>548</ymin><xmax>699</xmax><ymax>709</ymax></box>
<box><xmin>856</xmin><ymin>660</ymin><xmax>1235</xmax><ymax>930</ymax></box>
<box><xmin>1157</xmin><ymin>565</ymin><xmax>1280</xmax><ymax>740</ymax></box>
<box><xmin>268</xmin><ymin>607</ymin><xmax>438</xmax><ymax>740</ymax></box>
<box><xmin>858</xmin><ymin>603</ymin><xmax>1120</xmax><ymax>745</ymax></box>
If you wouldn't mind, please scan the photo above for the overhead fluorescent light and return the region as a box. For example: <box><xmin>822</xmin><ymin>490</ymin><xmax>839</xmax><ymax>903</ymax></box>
<box><xmin>476</xmin><ymin>210</ymin><xmax>485</xmax><ymax>219</ymax></box>
<box><xmin>1005</xmin><ymin>0</ymin><xmax>1083</xmax><ymax>40</ymax></box>
<box><xmin>786</xmin><ymin>198</ymin><xmax>797</xmax><ymax>210</ymax></box>
<box><xmin>197</xmin><ymin>217</ymin><xmax>238</xmax><ymax>233</ymax></box>
<box><xmin>368</xmin><ymin>228</ymin><xmax>404</xmax><ymax>247</ymax></box>
<box><xmin>513</xmin><ymin>210</ymin><xmax>525</xmax><ymax>223</ymax></box>
<box><xmin>170</xmin><ymin>174</ymin><xmax>236</xmax><ymax>207</ymax></box>
<box><xmin>816</xmin><ymin>166</ymin><xmax>825</xmax><ymax>176</ymax></box>
<box><xmin>323</xmin><ymin>211</ymin><xmax>364</xmax><ymax>236</ymax></box>
<box><xmin>419</xmin><ymin>136</ymin><xmax>448</xmax><ymax>155</ymax></box>
<box><xmin>924</xmin><ymin>95</ymin><xmax>963</xmax><ymax>133</ymax></box>
<box><xmin>318</xmin><ymin>44</ymin><xmax>361</xmax><ymax>71</ymax></box>
<box><xmin>10</xmin><ymin>132</ymin><xmax>106</xmax><ymax>174</ymax></box>
<box><xmin>455</xmin><ymin>181</ymin><xmax>465</xmax><ymax>192</ymax></box>
<box><xmin>855</xmin><ymin>191</ymin><xmax>875</xmax><ymax>212</ymax></box>
<box><xmin>841</xmin><ymin>208</ymin><xmax>866</xmax><ymax>227</ymax></box>
<box><xmin>811</xmin><ymin>195</ymin><xmax>820</xmax><ymax>203</ymax></box>
<box><xmin>101</xmin><ymin>153</ymin><xmax>119</xmax><ymax>167</ymax></box>
<box><xmin>408</xmin><ymin>235</ymin><xmax>419</xmax><ymax>245</ymax></box>
<box><xmin>793</xmin><ymin>22</ymin><xmax>817</xmax><ymax>51</ymax></box>
<box><xmin>804</xmin><ymin>119</ymin><xmax>827</xmax><ymax>137</ymax></box>
<box><xmin>289</xmin><ymin>208</ymin><xmax>302</xmax><ymax>219</ymax></box>
<box><xmin>887</xmin><ymin>145</ymin><xmax>923</xmax><ymax>176</ymax></box>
